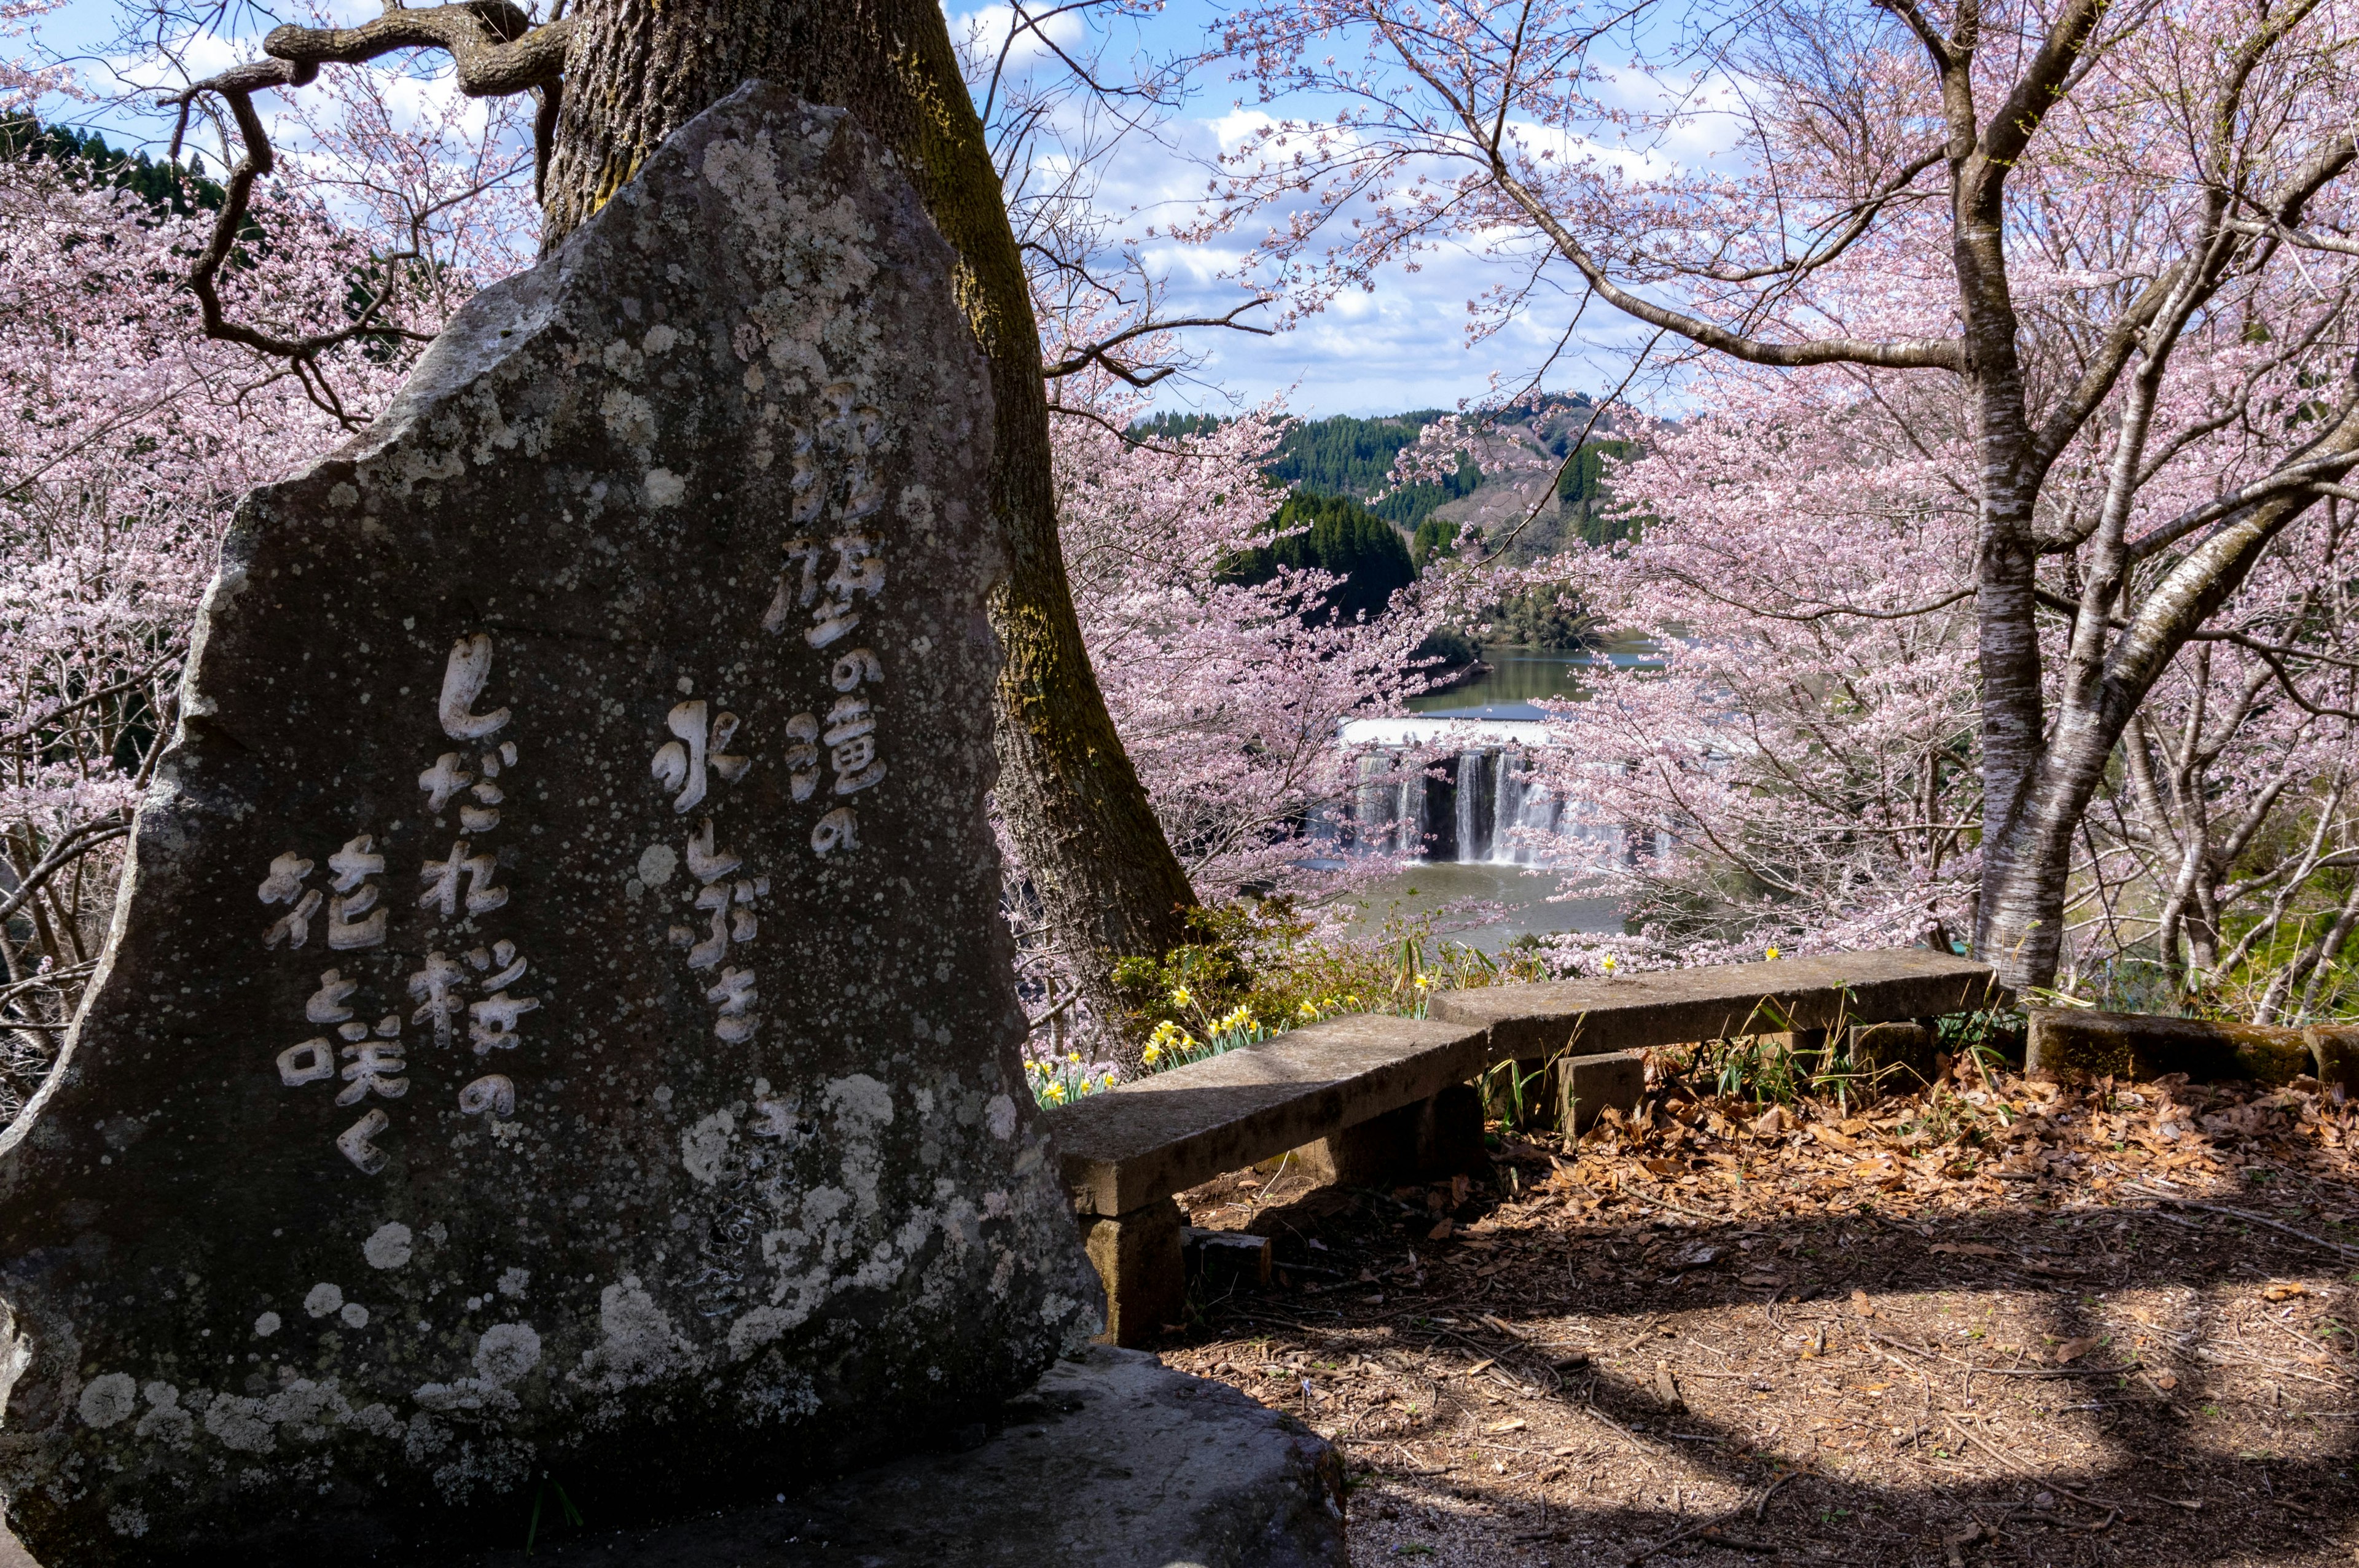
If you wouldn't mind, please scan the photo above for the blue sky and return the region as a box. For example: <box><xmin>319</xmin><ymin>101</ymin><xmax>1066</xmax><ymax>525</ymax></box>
<box><xmin>26</xmin><ymin>0</ymin><xmax>1656</xmax><ymax>417</ymax></box>
<box><xmin>956</xmin><ymin>0</ymin><xmax>1657</xmax><ymax>416</ymax></box>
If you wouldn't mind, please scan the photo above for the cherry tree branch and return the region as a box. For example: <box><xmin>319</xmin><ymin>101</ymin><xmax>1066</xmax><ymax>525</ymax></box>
<box><xmin>1479</xmin><ymin>154</ymin><xmax>1962</xmax><ymax>370</ymax></box>
<box><xmin>1041</xmin><ymin>298</ymin><xmax>1276</xmax><ymax>387</ymax></box>
<box><xmin>151</xmin><ymin>5</ymin><xmax>569</xmax><ymax>424</ymax></box>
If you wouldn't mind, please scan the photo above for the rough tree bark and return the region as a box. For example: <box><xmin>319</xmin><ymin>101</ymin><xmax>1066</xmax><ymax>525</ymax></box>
<box><xmin>546</xmin><ymin>0</ymin><xmax>1200</xmax><ymax>1045</ymax></box>
<box><xmin>236</xmin><ymin>0</ymin><xmax>1201</xmax><ymax>1040</ymax></box>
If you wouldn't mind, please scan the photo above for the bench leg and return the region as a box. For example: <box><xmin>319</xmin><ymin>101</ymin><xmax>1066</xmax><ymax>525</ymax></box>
<box><xmin>1079</xmin><ymin>1197</ymin><xmax>1185</xmax><ymax>1348</ymax></box>
<box><xmin>1289</xmin><ymin>1085</ymin><xmax>1485</xmax><ymax>1187</ymax></box>
<box><xmin>1558</xmin><ymin>1050</ymin><xmax>1644</xmax><ymax>1132</ymax></box>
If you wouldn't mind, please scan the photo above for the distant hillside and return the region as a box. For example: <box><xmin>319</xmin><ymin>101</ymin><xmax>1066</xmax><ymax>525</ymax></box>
<box><xmin>1128</xmin><ymin>408</ymin><xmax>1479</xmax><ymax>531</ymax></box>
<box><xmin>1</xmin><ymin>116</ymin><xmax>226</xmax><ymax>217</ymax></box>
<box><xmin>1219</xmin><ymin>491</ymin><xmax>1417</xmax><ymax>625</ymax></box>
<box><xmin>1127</xmin><ymin>396</ymin><xmax>1645</xmax><ymax>648</ymax></box>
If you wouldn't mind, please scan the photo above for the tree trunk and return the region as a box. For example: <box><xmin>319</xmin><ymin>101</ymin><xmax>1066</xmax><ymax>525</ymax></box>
<box><xmin>542</xmin><ymin>0</ymin><xmax>1197</xmax><ymax>1044</ymax></box>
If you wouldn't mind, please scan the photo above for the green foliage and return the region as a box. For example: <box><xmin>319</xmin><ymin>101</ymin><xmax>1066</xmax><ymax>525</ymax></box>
<box><xmin>1129</xmin><ymin>411</ymin><xmax>1225</xmax><ymax>443</ymax></box>
<box><xmin>1555</xmin><ymin>439</ymin><xmax>1644</xmax><ymax>548</ymax></box>
<box><xmin>1483</xmin><ymin>587</ymin><xmax>1597</xmax><ymax>649</ymax></box>
<box><xmin>1414</xmin><ymin>624</ymin><xmax>1478</xmax><ymax>668</ymax></box>
<box><xmin>0</xmin><ymin>115</ymin><xmax>225</xmax><ymax>217</ymax></box>
<box><xmin>1409</xmin><ymin>516</ymin><xmax>1459</xmax><ymax>569</ymax></box>
<box><xmin>1262</xmin><ymin>412</ymin><xmax>1480</xmax><ymax>530</ymax></box>
<box><xmin>1109</xmin><ymin>900</ymin><xmax>1548</xmax><ymax>1056</ymax></box>
<box><xmin>1222</xmin><ymin>491</ymin><xmax>1417</xmax><ymax>623</ymax></box>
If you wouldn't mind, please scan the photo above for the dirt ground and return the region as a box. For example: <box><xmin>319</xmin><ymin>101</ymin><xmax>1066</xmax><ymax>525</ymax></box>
<box><xmin>1159</xmin><ymin>1062</ymin><xmax>2359</xmax><ymax>1567</ymax></box>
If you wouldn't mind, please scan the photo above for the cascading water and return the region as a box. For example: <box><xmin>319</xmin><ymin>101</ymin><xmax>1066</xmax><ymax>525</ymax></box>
<box><xmin>1455</xmin><ymin>751</ymin><xmax>1485</xmax><ymax>863</ymax></box>
<box><xmin>1326</xmin><ymin>717</ymin><xmax>1640</xmax><ymax>866</ymax></box>
<box><xmin>1330</xmin><ymin>718</ymin><xmax>1585</xmax><ymax>865</ymax></box>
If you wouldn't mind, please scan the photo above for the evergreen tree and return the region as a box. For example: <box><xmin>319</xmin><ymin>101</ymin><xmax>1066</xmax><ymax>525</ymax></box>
<box><xmin>1223</xmin><ymin>491</ymin><xmax>1416</xmax><ymax>623</ymax></box>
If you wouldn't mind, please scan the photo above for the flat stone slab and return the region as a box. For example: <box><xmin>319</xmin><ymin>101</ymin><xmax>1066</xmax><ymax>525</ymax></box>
<box><xmin>1047</xmin><ymin>1016</ymin><xmax>1488</xmax><ymax>1215</ymax></box>
<box><xmin>2027</xmin><ymin>1008</ymin><xmax>2312</xmax><ymax>1083</ymax></box>
<box><xmin>460</xmin><ymin>1346</ymin><xmax>1345</xmax><ymax>1566</ymax></box>
<box><xmin>1430</xmin><ymin>950</ymin><xmax>2001</xmax><ymax>1062</ymax></box>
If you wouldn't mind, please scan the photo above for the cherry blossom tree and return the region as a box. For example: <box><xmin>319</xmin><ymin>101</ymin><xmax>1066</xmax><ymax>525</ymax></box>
<box><xmin>1521</xmin><ymin>358</ymin><xmax>2359</xmax><ymax>1018</ymax></box>
<box><xmin>1007</xmin><ymin>353</ymin><xmax>1442</xmax><ymax>1054</ymax></box>
<box><xmin>0</xmin><ymin>6</ymin><xmax>550</xmax><ymax>1111</ymax></box>
<box><xmin>0</xmin><ymin>127</ymin><xmax>438</xmax><ymax>1112</ymax></box>
<box><xmin>1201</xmin><ymin>0</ymin><xmax>2359</xmax><ymax>989</ymax></box>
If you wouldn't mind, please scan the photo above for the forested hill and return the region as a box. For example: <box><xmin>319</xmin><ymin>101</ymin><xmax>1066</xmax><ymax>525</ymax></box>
<box><xmin>1130</xmin><ymin>396</ymin><xmax>1638</xmax><ymax>648</ymax></box>
<box><xmin>1130</xmin><ymin>408</ymin><xmax>1480</xmax><ymax>531</ymax></box>
<box><xmin>1</xmin><ymin>117</ymin><xmax>225</xmax><ymax>217</ymax></box>
<box><xmin>1218</xmin><ymin>491</ymin><xmax>1417</xmax><ymax>625</ymax></box>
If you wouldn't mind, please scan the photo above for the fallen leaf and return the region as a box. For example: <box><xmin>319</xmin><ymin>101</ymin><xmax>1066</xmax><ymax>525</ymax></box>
<box><xmin>2052</xmin><ymin>1336</ymin><xmax>2101</xmax><ymax>1364</ymax></box>
<box><xmin>2150</xmin><ymin>1371</ymin><xmax>2180</xmax><ymax>1391</ymax></box>
<box><xmin>1485</xmin><ymin>1418</ymin><xmax>1528</xmax><ymax>1433</ymax></box>
<box><xmin>2263</xmin><ymin>1281</ymin><xmax>2309</xmax><ymax>1301</ymax></box>
<box><xmin>1427</xmin><ymin>1219</ymin><xmax>1453</xmax><ymax>1241</ymax></box>
<box><xmin>1851</xmin><ymin>1290</ymin><xmax>1876</xmax><ymax>1318</ymax></box>
<box><xmin>1813</xmin><ymin>1126</ymin><xmax>1860</xmax><ymax>1153</ymax></box>
<box><xmin>1750</xmin><ymin>1106</ymin><xmax>1788</xmax><ymax>1136</ymax></box>
<box><xmin>1929</xmin><ymin>1242</ymin><xmax>2003</xmax><ymax>1257</ymax></box>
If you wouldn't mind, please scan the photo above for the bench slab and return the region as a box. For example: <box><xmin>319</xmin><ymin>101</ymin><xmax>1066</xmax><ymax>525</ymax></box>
<box><xmin>1430</xmin><ymin>949</ymin><xmax>2001</xmax><ymax>1061</ymax></box>
<box><xmin>1047</xmin><ymin>1014</ymin><xmax>1489</xmax><ymax>1215</ymax></box>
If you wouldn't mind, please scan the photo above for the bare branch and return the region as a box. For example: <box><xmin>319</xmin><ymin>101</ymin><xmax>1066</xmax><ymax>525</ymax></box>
<box><xmin>261</xmin><ymin>6</ymin><xmax>573</xmax><ymax>98</ymax></box>
<box><xmin>1041</xmin><ymin>298</ymin><xmax>1276</xmax><ymax>387</ymax></box>
<box><xmin>152</xmin><ymin>7</ymin><xmax>570</xmax><ymax>424</ymax></box>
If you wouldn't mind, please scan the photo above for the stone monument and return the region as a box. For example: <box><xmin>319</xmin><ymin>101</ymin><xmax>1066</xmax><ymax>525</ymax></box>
<box><xmin>0</xmin><ymin>84</ymin><xmax>1095</xmax><ymax>1564</ymax></box>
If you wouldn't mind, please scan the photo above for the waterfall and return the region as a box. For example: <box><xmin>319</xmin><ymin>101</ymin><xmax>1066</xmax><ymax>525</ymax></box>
<box><xmin>1400</xmin><ymin>765</ymin><xmax>1427</xmax><ymax>858</ymax></box>
<box><xmin>1336</xmin><ymin>719</ymin><xmax>1580</xmax><ymax>866</ymax></box>
<box><xmin>1456</xmin><ymin>751</ymin><xmax>1484</xmax><ymax>863</ymax></box>
<box><xmin>1352</xmin><ymin>754</ymin><xmax>1392</xmax><ymax>852</ymax></box>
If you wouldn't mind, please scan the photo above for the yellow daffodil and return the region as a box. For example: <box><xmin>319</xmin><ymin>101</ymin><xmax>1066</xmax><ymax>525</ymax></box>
<box><xmin>1142</xmin><ymin>1043</ymin><xmax>1163</xmax><ymax>1066</ymax></box>
<box><xmin>1043</xmin><ymin>1082</ymin><xmax>1066</xmax><ymax>1104</ymax></box>
<box><xmin>1168</xmin><ymin>986</ymin><xmax>1193</xmax><ymax>1008</ymax></box>
<box><xmin>1066</xmin><ymin>1051</ymin><xmax>1081</xmax><ymax>1064</ymax></box>
<box><xmin>1412</xmin><ymin>973</ymin><xmax>1431</xmax><ymax>991</ymax></box>
<box><xmin>1101</xmin><ymin>1072</ymin><xmax>1116</xmax><ymax>1089</ymax></box>
<box><xmin>1296</xmin><ymin>999</ymin><xmax>1320</xmax><ymax>1020</ymax></box>
<box><xmin>1602</xmin><ymin>954</ymin><xmax>1618</xmax><ymax>973</ymax></box>
<box><xmin>1765</xmin><ymin>945</ymin><xmax>1781</xmax><ymax>961</ymax></box>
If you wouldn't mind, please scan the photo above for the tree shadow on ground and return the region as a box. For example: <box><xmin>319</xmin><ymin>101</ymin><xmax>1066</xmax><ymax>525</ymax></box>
<box><xmin>1175</xmin><ymin>1171</ymin><xmax>2359</xmax><ymax>1566</ymax></box>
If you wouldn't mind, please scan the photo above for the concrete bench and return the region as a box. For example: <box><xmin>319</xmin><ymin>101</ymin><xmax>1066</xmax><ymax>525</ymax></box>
<box><xmin>1042</xmin><ymin>948</ymin><xmax>2001</xmax><ymax>1343</ymax></box>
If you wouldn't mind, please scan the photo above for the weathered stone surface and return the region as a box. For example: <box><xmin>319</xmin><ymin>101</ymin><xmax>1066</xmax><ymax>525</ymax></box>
<box><xmin>2025</xmin><ymin>1008</ymin><xmax>2309</xmax><ymax>1084</ymax></box>
<box><xmin>2306</xmin><ymin>1026</ymin><xmax>2359</xmax><ymax>1092</ymax></box>
<box><xmin>1289</xmin><ymin>1088</ymin><xmax>1484</xmax><ymax>1186</ymax></box>
<box><xmin>1186</xmin><ymin>1228</ymin><xmax>1273</xmax><ymax>1291</ymax></box>
<box><xmin>1428</xmin><ymin>950</ymin><xmax>2003</xmax><ymax>1062</ymax></box>
<box><xmin>1080</xmin><ymin>1199</ymin><xmax>1186</xmax><ymax>1348</ymax></box>
<box><xmin>464</xmin><ymin>1347</ymin><xmax>1347</xmax><ymax>1567</ymax></box>
<box><xmin>1556</xmin><ymin>1050</ymin><xmax>1644</xmax><ymax>1132</ymax></box>
<box><xmin>0</xmin><ymin>85</ymin><xmax>1093</xmax><ymax>1564</ymax></box>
